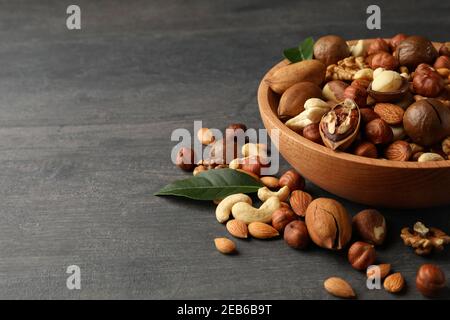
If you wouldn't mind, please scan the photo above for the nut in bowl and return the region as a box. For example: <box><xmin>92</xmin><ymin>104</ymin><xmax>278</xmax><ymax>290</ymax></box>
<box><xmin>258</xmin><ymin>36</ymin><xmax>450</xmax><ymax>208</ymax></box>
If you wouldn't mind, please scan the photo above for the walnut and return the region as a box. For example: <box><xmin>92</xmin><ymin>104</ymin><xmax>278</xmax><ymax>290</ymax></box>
<box><xmin>400</xmin><ymin>222</ymin><xmax>450</xmax><ymax>256</ymax></box>
<box><xmin>326</xmin><ymin>56</ymin><xmax>368</xmax><ymax>81</ymax></box>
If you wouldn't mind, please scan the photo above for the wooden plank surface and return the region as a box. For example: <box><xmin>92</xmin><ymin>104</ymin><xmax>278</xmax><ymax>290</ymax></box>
<box><xmin>0</xmin><ymin>0</ymin><xmax>448</xmax><ymax>299</ymax></box>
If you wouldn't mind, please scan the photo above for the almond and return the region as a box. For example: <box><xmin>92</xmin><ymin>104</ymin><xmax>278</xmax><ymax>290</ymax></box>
<box><xmin>374</xmin><ymin>103</ymin><xmax>404</xmax><ymax>125</ymax></box>
<box><xmin>248</xmin><ymin>222</ymin><xmax>279</xmax><ymax>239</ymax></box>
<box><xmin>289</xmin><ymin>190</ymin><xmax>313</xmax><ymax>217</ymax></box>
<box><xmin>226</xmin><ymin>219</ymin><xmax>248</xmax><ymax>239</ymax></box>
<box><xmin>384</xmin><ymin>140</ymin><xmax>412</xmax><ymax>161</ymax></box>
<box><xmin>214</xmin><ymin>237</ymin><xmax>236</xmax><ymax>254</ymax></box>
<box><xmin>367</xmin><ymin>263</ymin><xmax>391</xmax><ymax>279</ymax></box>
<box><xmin>383</xmin><ymin>272</ymin><xmax>405</xmax><ymax>293</ymax></box>
<box><xmin>323</xmin><ymin>277</ymin><xmax>356</xmax><ymax>299</ymax></box>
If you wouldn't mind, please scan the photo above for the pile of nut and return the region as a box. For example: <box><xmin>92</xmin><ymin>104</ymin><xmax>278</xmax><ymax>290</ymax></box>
<box><xmin>267</xmin><ymin>34</ymin><xmax>450</xmax><ymax>162</ymax></box>
<box><xmin>175</xmin><ymin>127</ymin><xmax>449</xmax><ymax>298</ymax></box>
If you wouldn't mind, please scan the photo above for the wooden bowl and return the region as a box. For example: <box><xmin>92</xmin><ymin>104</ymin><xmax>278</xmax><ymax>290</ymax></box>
<box><xmin>258</xmin><ymin>41</ymin><xmax>450</xmax><ymax>208</ymax></box>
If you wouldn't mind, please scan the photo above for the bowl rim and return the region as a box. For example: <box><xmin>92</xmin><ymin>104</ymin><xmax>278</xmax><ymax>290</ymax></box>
<box><xmin>257</xmin><ymin>39</ymin><xmax>450</xmax><ymax>170</ymax></box>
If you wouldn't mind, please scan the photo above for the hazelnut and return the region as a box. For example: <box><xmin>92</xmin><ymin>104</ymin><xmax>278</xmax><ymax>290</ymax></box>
<box><xmin>403</xmin><ymin>99</ymin><xmax>450</xmax><ymax>146</ymax></box>
<box><xmin>434</xmin><ymin>56</ymin><xmax>450</xmax><ymax>69</ymax></box>
<box><xmin>240</xmin><ymin>155</ymin><xmax>263</xmax><ymax>176</ymax></box>
<box><xmin>344</xmin><ymin>85</ymin><xmax>367</xmax><ymax>108</ymax></box>
<box><xmin>353</xmin><ymin>141</ymin><xmax>378</xmax><ymax>159</ymax></box>
<box><xmin>416</xmin><ymin>264</ymin><xmax>446</xmax><ymax>297</ymax></box>
<box><xmin>278</xmin><ymin>82</ymin><xmax>323</xmax><ymax>119</ymax></box>
<box><xmin>302</xmin><ymin>123</ymin><xmax>322</xmax><ymax>144</ymax></box>
<box><xmin>389</xmin><ymin>33</ymin><xmax>408</xmax><ymax>50</ymax></box>
<box><xmin>176</xmin><ymin>147</ymin><xmax>196</xmax><ymax>171</ymax></box>
<box><xmin>271</xmin><ymin>207</ymin><xmax>296</xmax><ymax>233</ymax></box>
<box><xmin>348</xmin><ymin>241</ymin><xmax>376</xmax><ymax>271</ymax></box>
<box><xmin>313</xmin><ymin>35</ymin><xmax>350</xmax><ymax>66</ymax></box>
<box><xmin>351</xmin><ymin>79</ymin><xmax>371</xmax><ymax>90</ymax></box>
<box><xmin>209</xmin><ymin>138</ymin><xmax>239</xmax><ymax>164</ymax></box>
<box><xmin>413</xmin><ymin>64</ymin><xmax>444</xmax><ymax>97</ymax></box>
<box><xmin>305</xmin><ymin>198</ymin><xmax>352</xmax><ymax>250</ymax></box>
<box><xmin>226</xmin><ymin>123</ymin><xmax>247</xmax><ymax>141</ymax></box>
<box><xmin>368</xmin><ymin>52</ymin><xmax>399</xmax><ymax>70</ymax></box>
<box><xmin>352</xmin><ymin>209</ymin><xmax>387</xmax><ymax>245</ymax></box>
<box><xmin>365</xmin><ymin>119</ymin><xmax>393</xmax><ymax>145</ymax></box>
<box><xmin>439</xmin><ymin>42</ymin><xmax>450</xmax><ymax>57</ymax></box>
<box><xmin>371</xmin><ymin>70</ymin><xmax>403</xmax><ymax>92</ymax></box>
<box><xmin>284</xmin><ymin>220</ymin><xmax>310</xmax><ymax>249</ymax></box>
<box><xmin>395</xmin><ymin>36</ymin><xmax>438</xmax><ymax>69</ymax></box>
<box><xmin>360</xmin><ymin>108</ymin><xmax>380</xmax><ymax>124</ymax></box>
<box><xmin>367</xmin><ymin>38</ymin><xmax>390</xmax><ymax>55</ymax></box>
<box><xmin>384</xmin><ymin>140</ymin><xmax>412</xmax><ymax>161</ymax></box>
<box><xmin>279</xmin><ymin>169</ymin><xmax>305</xmax><ymax>191</ymax></box>
<box><xmin>322</xmin><ymin>80</ymin><xmax>349</xmax><ymax>102</ymax></box>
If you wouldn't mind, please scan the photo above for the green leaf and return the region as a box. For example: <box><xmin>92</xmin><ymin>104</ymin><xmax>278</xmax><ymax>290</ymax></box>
<box><xmin>299</xmin><ymin>37</ymin><xmax>314</xmax><ymax>60</ymax></box>
<box><xmin>283</xmin><ymin>37</ymin><xmax>315</xmax><ymax>63</ymax></box>
<box><xmin>154</xmin><ymin>168</ymin><xmax>263</xmax><ymax>200</ymax></box>
<box><xmin>283</xmin><ymin>47</ymin><xmax>302</xmax><ymax>63</ymax></box>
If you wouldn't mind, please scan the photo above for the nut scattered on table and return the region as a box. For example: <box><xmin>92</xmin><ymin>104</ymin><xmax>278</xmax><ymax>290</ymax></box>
<box><xmin>416</xmin><ymin>264</ymin><xmax>447</xmax><ymax>297</ymax></box>
<box><xmin>305</xmin><ymin>198</ymin><xmax>352</xmax><ymax>250</ymax></box>
<box><xmin>214</xmin><ymin>237</ymin><xmax>236</xmax><ymax>254</ymax></box>
<box><xmin>323</xmin><ymin>277</ymin><xmax>356</xmax><ymax>299</ymax></box>
<box><xmin>400</xmin><ymin>221</ymin><xmax>450</xmax><ymax>255</ymax></box>
<box><xmin>383</xmin><ymin>272</ymin><xmax>405</xmax><ymax>293</ymax></box>
<box><xmin>284</xmin><ymin>220</ymin><xmax>310</xmax><ymax>249</ymax></box>
<box><xmin>367</xmin><ymin>264</ymin><xmax>391</xmax><ymax>280</ymax></box>
<box><xmin>352</xmin><ymin>209</ymin><xmax>386</xmax><ymax>245</ymax></box>
<box><xmin>348</xmin><ymin>241</ymin><xmax>376</xmax><ymax>271</ymax></box>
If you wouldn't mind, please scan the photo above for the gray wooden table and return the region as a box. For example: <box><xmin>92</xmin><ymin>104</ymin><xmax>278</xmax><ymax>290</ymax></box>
<box><xmin>0</xmin><ymin>0</ymin><xmax>448</xmax><ymax>299</ymax></box>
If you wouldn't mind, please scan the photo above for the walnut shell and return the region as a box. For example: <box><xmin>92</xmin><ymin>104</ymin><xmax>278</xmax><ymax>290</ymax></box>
<box><xmin>305</xmin><ymin>198</ymin><xmax>352</xmax><ymax>250</ymax></box>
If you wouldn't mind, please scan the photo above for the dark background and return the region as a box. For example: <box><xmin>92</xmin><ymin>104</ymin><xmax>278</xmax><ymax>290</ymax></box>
<box><xmin>0</xmin><ymin>0</ymin><xmax>448</xmax><ymax>299</ymax></box>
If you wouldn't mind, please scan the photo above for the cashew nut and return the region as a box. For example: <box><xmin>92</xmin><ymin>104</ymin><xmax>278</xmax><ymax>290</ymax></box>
<box><xmin>418</xmin><ymin>152</ymin><xmax>445</xmax><ymax>162</ymax></box>
<box><xmin>215</xmin><ymin>193</ymin><xmax>252</xmax><ymax>223</ymax></box>
<box><xmin>241</xmin><ymin>143</ymin><xmax>267</xmax><ymax>158</ymax></box>
<box><xmin>229</xmin><ymin>158</ymin><xmax>241</xmax><ymax>169</ymax></box>
<box><xmin>231</xmin><ymin>196</ymin><xmax>281</xmax><ymax>224</ymax></box>
<box><xmin>285</xmin><ymin>98</ymin><xmax>330</xmax><ymax>131</ymax></box>
<box><xmin>257</xmin><ymin>186</ymin><xmax>290</xmax><ymax>202</ymax></box>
